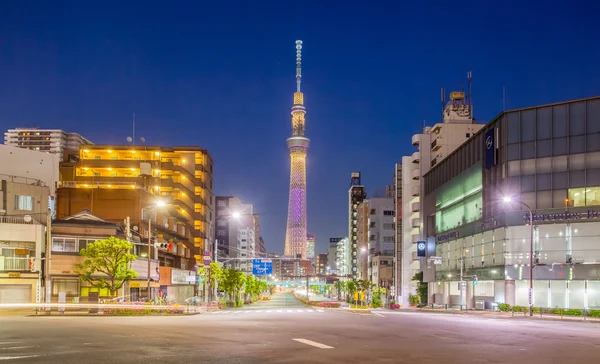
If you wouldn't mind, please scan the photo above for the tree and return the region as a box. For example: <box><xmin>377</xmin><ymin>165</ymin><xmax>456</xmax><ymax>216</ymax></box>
<box><xmin>219</xmin><ymin>268</ymin><xmax>246</xmax><ymax>306</ymax></box>
<box><xmin>412</xmin><ymin>272</ymin><xmax>428</xmax><ymax>305</ymax></box>
<box><xmin>334</xmin><ymin>280</ymin><xmax>345</xmax><ymax>300</ymax></box>
<box><xmin>75</xmin><ymin>236</ymin><xmax>138</xmax><ymax>297</ymax></box>
<box><xmin>372</xmin><ymin>286</ymin><xmax>387</xmax><ymax>308</ymax></box>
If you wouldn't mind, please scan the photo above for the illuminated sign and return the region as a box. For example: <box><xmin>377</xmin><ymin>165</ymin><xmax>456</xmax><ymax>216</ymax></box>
<box><xmin>524</xmin><ymin>210</ymin><xmax>600</xmax><ymax>223</ymax></box>
<box><xmin>437</xmin><ymin>231</ymin><xmax>460</xmax><ymax>242</ymax></box>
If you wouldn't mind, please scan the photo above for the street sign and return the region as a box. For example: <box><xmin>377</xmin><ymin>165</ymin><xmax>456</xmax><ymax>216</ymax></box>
<box><xmin>252</xmin><ymin>259</ymin><xmax>273</xmax><ymax>275</ymax></box>
<box><xmin>203</xmin><ymin>250</ymin><xmax>211</xmax><ymax>257</ymax></box>
<box><xmin>203</xmin><ymin>260</ymin><xmax>210</xmax><ymax>266</ymax></box>
<box><xmin>430</xmin><ymin>256</ymin><xmax>442</xmax><ymax>265</ymax></box>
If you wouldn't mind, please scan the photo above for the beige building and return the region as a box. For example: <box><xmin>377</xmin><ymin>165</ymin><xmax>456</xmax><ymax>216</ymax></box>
<box><xmin>0</xmin><ymin>175</ymin><xmax>49</xmax><ymax>304</ymax></box>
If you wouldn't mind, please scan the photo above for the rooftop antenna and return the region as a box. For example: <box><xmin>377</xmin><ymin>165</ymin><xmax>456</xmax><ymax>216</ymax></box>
<box><xmin>441</xmin><ymin>87</ymin><xmax>446</xmax><ymax>121</ymax></box>
<box><xmin>295</xmin><ymin>40</ymin><xmax>303</xmax><ymax>92</ymax></box>
<box><xmin>127</xmin><ymin>113</ymin><xmax>136</xmax><ymax>145</ymax></box>
<box><xmin>467</xmin><ymin>70</ymin><xmax>472</xmax><ymax>106</ymax></box>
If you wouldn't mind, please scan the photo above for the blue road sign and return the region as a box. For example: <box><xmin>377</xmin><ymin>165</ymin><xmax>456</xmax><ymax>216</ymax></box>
<box><xmin>252</xmin><ymin>259</ymin><xmax>273</xmax><ymax>275</ymax></box>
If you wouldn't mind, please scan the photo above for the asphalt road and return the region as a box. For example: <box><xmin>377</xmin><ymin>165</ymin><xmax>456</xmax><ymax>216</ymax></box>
<box><xmin>1</xmin><ymin>292</ymin><xmax>599</xmax><ymax>363</ymax></box>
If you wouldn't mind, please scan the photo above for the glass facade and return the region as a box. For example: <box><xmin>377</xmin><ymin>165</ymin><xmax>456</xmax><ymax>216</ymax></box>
<box><xmin>435</xmin><ymin>163</ymin><xmax>482</xmax><ymax>233</ymax></box>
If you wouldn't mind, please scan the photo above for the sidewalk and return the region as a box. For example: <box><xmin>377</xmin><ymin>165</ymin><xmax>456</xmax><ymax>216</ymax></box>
<box><xmin>385</xmin><ymin>307</ymin><xmax>600</xmax><ymax>323</ymax></box>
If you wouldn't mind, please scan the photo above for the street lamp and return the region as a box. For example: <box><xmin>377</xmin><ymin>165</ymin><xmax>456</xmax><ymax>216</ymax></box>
<box><xmin>146</xmin><ymin>200</ymin><xmax>166</xmax><ymax>300</ymax></box>
<box><xmin>503</xmin><ymin>195</ymin><xmax>534</xmax><ymax>317</ymax></box>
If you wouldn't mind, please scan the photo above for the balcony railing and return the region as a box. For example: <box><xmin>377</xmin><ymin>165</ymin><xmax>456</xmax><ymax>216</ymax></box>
<box><xmin>0</xmin><ymin>173</ymin><xmax>46</xmax><ymax>187</ymax></box>
<box><xmin>0</xmin><ymin>216</ymin><xmax>37</xmax><ymax>225</ymax></box>
<box><xmin>0</xmin><ymin>257</ymin><xmax>29</xmax><ymax>271</ymax></box>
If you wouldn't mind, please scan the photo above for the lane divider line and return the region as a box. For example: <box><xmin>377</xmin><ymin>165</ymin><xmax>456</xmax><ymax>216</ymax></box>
<box><xmin>292</xmin><ymin>338</ymin><xmax>334</xmax><ymax>349</ymax></box>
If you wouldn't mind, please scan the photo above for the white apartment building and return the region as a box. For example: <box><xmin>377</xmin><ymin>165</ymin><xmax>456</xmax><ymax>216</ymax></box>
<box><xmin>397</xmin><ymin>87</ymin><xmax>483</xmax><ymax>307</ymax></box>
<box><xmin>0</xmin><ymin>176</ymin><xmax>49</xmax><ymax>304</ymax></box>
<box><xmin>335</xmin><ymin>237</ymin><xmax>351</xmax><ymax>276</ymax></box>
<box><xmin>214</xmin><ymin>196</ymin><xmax>256</xmax><ymax>270</ymax></box>
<box><xmin>4</xmin><ymin>128</ymin><xmax>92</xmax><ymax>162</ymax></box>
<box><xmin>349</xmin><ymin>172</ymin><xmax>367</xmax><ymax>279</ymax></box>
<box><xmin>237</xmin><ymin>228</ymin><xmax>255</xmax><ymax>274</ymax></box>
<box><xmin>306</xmin><ymin>234</ymin><xmax>315</xmax><ymax>261</ymax></box>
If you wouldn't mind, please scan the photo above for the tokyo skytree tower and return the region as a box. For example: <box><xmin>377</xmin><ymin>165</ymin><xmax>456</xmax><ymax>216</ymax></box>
<box><xmin>284</xmin><ymin>40</ymin><xmax>310</xmax><ymax>259</ymax></box>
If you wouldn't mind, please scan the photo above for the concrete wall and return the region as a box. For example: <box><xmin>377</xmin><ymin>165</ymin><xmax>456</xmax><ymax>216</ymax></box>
<box><xmin>0</xmin><ymin>145</ymin><xmax>59</xmax><ymax>197</ymax></box>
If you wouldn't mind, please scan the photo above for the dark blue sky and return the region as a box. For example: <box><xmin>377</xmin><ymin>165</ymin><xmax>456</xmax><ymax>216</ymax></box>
<box><xmin>1</xmin><ymin>1</ymin><xmax>599</xmax><ymax>255</ymax></box>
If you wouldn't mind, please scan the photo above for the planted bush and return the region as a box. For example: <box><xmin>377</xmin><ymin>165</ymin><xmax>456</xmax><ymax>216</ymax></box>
<box><xmin>497</xmin><ymin>303</ymin><xmax>511</xmax><ymax>312</ymax></box>
<box><xmin>391</xmin><ymin>303</ymin><xmax>401</xmax><ymax>310</ymax></box>
<box><xmin>316</xmin><ymin>302</ymin><xmax>340</xmax><ymax>308</ymax></box>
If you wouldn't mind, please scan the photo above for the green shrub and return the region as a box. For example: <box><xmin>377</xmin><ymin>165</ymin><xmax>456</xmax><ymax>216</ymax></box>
<box><xmin>564</xmin><ymin>309</ymin><xmax>582</xmax><ymax>316</ymax></box>
<box><xmin>588</xmin><ymin>309</ymin><xmax>600</xmax><ymax>318</ymax></box>
<box><xmin>551</xmin><ymin>308</ymin><xmax>563</xmax><ymax>315</ymax></box>
<box><xmin>497</xmin><ymin>303</ymin><xmax>511</xmax><ymax>312</ymax></box>
<box><xmin>512</xmin><ymin>305</ymin><xmax>529</xmax><ymax>313</ymax></box>
<box><xmin>408</xmin><ymin>294</ymin><xmax>420</xmax><ymax>305</ymax></box>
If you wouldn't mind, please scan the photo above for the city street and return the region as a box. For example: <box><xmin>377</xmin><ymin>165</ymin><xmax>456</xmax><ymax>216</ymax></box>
<box><xmin>1</xmin><ymin>293</ymin><xmax>599</xmax><ymax>363</ymax></box>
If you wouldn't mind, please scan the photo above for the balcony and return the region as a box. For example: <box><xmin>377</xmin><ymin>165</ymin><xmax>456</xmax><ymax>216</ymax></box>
<box><xmin>411</xmin><ymin>201</ymin><xmax>420</xmax><ymax>213</ymax></box>
<box><xmin>0</xmin><ymin>257</ymin><xmax>29</xmax><ymax>271</ymax></box>
<box><xmin>412</xmin><ymin>151</ymin><xmax>420</xmax><ymax>163</ymax></box>
<box><xmin>411</xmin><ymin>134</ymin><xmax>420</xmax><ymax>146</ymax></box>
<box><xmin>411</xmin><ymin>168</ymin><xmax>420</xmax><ymax>180</ymax></box>
<box><xmin>411</xmin><ymin>233</ymin><xmax>420</xmax><ymax>244</ymax></box>
<box><xmin>431</xmin><ymin>137</ymin><xmax>442</xmax><ymax>151</ymax></box>
<box><xmin>411</xmin><ymin>185</ymin><xmax>420</xmax><ymax>197</ymax></box>
<box><xmin>411</xmin><ymin>217</ymin><xmax>420</xmax><ymax>228</ymax></box>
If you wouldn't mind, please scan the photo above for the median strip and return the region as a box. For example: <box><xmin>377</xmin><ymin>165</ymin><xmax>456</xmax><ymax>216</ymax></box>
<box><xmin>292</xmin><ymin>338</ymin><xmax>334</xmax><ymax>349</ymax></box>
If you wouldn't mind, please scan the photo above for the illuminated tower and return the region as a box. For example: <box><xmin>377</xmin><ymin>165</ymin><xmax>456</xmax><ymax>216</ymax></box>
<box><xmin>284</xmin><ymin>40</ymin><xmax>310</xmax><ymax>259</ymax></box>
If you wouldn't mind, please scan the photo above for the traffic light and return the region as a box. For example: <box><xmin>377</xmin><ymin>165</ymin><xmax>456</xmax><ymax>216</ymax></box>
<box><xmin>153</xmin><ymin>241</ymin><xmax>170</xmax><ymax>249</ymax></box>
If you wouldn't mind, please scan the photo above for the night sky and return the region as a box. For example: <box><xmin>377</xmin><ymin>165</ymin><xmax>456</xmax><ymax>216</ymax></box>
<box><xmin>1</xmin><ymin>1</ymin><xmax>599</xmax><ymax>255</ymax></box>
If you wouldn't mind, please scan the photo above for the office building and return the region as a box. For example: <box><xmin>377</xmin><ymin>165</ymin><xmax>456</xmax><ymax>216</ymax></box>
<box><xmin>237</xmin><ymin>228</ymin><xmax>255</xmax><ymax>274</ymax></box>
<box><xmin>335</xmin><ymin>237</ymin><xmax>351</xmax><ymax>276</ymax></box>
<box><xmin>4</xmin><ymin>128</ymin><xmax>92</xmax><ymax>162</ymax></box>
<box><xmin>422</xmin><ymin>96</ymin><xmax>600</xmax><ymax>310</ymax></box>
<box><xmin>327</xmin><ymin>238</ymin><xmax>340</xmax><ymax>275</ymax></box>
<box><xmin>306</xmin><ymin>234</ymin><xmax>315</xmax><ymax>261</ymax></box>
<box><xmin>349</xmin><ymin>172</ymin><xmax>367</xmax><ymax>279</ymax></box>
<box><xmin>0</xmin><ymin>174</ymin><xmax>49</xmax><ymax>304</ymax></box>
<box><xmin>398</xmin><ymin>82</ymin><xmax>483</xmax><ymax>307</ymax></box>
<box><xmin>316</xmin><ymin>254</ymin><xmax>328</xmax><ymax>275</ymax></box>
<box><xmin>215</xmin><ymin>196</ymin><xmax>255</xmax><ymax>267</ymax></box>
<box><xmin>56</xmin><ymin>145</ymin><xmax>213</xmax><ymax>277</ymax></box>
<box><xmin>393</xmin><ymin>163</ymin><xmax>403</xmax><ymax>302</ymax></box>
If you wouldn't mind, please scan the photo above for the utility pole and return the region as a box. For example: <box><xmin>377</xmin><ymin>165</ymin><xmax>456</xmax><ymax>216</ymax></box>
<box><xmin>45</xmin><ymin>208</ymin><xmax>52</xmax><ymax>312</ymax></box>
<box><xmin>147</xmin><ymin>211</ymin><xmax>152</xmax><ymax>301</ymax></box>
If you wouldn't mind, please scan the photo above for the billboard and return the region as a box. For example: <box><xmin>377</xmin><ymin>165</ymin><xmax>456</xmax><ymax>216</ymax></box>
<box><xmin>252</xmin><ymin>259</ymin><xmax>273</xmax><ymax>275</ymax></box>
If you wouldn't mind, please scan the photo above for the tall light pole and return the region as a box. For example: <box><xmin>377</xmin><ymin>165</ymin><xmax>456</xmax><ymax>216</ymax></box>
<box><xmin>146</xmin><ymin>200</ymin><xmax>165</xmax><ymax>300</ymax></box>
<box><xmin>503</xmin><ymin>196</ymin><xmax>534</xmax><ymax>317</ymax></box>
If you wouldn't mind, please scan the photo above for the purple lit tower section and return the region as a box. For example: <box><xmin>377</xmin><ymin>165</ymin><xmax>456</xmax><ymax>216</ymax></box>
<box><xmin>284</xmin><ymin>40</ymin><xmax>310</xmax><ymax>259</ymax></box>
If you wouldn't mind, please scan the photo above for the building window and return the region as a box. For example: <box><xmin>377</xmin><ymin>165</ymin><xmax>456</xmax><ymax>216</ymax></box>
<box><xmin>383</xmin><ymin>210</ymin><xmax>394</xmax><ymax>216</ymax></box>
<box><xmin>52</xmin><ymin>238</ymin><xmax>77</xmax><ymax>252</ymax></box>
<box><xmin>383</xmin><ymin>223</ymin><xmax>394</xmax><ymax>230</ymax></box>
<box><xmin>216</xmin><ymin>230</ymin><xmax>227</xmax><ymax>237</ymax></box>
<box><xmin>217</xmin><ymin>219</ymin><xmax>227</xmax><ymax>227</ymax></box>
<box><xmin>466</xmin><ymin>133</ymin><xmax>470</xmax><ymax>138</ymax></box>
<box><xmin>94</xmin><ymin>155</ymin><xmax>101</xmax><ymax>160</ymax></box>
<box><xmin>14</xmin><ymin>195</ymin><xmax>34</xmax><ymax>211</ymax></box>
<box><xmin>52</xmin><ymin>280</ymin><xmax>79</xmax><ymax>296</ymax></box>
<box><xmin>217</xmin><ymin>200</ymin><xmax>227</xmax><ymax>207</ymax></box>
<box><xmin>569</xmin><ymin>186</ymin><xmax>600</xmax><ymax>207</ymax></box>
<box><xmin>370</xmin><ymin>209</ymin><xmax>376</xmax><ymax>215</ymax></box>
<box><xmin>383</xmin><ymin>236</ymin><xmax>394</xmax><ymax>242</ymax></box>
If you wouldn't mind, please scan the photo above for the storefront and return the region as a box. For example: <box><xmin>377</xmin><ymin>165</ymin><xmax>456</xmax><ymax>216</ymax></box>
<box><xmin>0</xmin><ymin>272</ymin><xmax>40</xmax><ymax>304</ymax></box>
<box><xmin>430</xmin><ymin>213</ymin><xmax>600</xmax><ymax>309</ymax></box>
<box><xmin>158</xmin><ymin>267</ymin><xmax>196</xmax><ymax>304</ymax></box>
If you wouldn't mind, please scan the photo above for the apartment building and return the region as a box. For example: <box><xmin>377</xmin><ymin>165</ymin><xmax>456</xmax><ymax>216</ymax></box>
<box><xmin>56</xmin><ymin>145</ymin><xmax>213</xmax><ymax>273</ymax></box>
<box><xmin>214</xmin><ymin>196</ymin><xmax>255</xmax><ymax>267</ymax></box>
<box><xmin>306</xmin><ymin>234</ymin><xmax>315</xmax><ymax>261</ymax></box>
<box><xmin>4</xmin><ymin>128</ymin><xmax>92</xmax><ymax>162</ymax></box>
<box><xmin>316</xmin><ymin>254</ymin><xmax>328</xmax><ymax>275</ymax></box>
<box><xmin>349</xmin><ymin>172</ymin><xmax>367</xmax><ymax>279</ymax></box>
<box><xmin>397</xmin><ymin>86</ymin><xmax>483</xmax><ymax>307</ymax></box>
<box><xmin>0</xmin><ymin>175</ymin><xmax>49</xmax><ymax>304</ymax></box>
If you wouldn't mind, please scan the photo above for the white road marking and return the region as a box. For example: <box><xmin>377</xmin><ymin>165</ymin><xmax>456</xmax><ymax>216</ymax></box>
<box><xmin>0</xmin><ymin>347</ymin><xmax>35</xmax><ymax>350</ymax></box>
<box><xmin>292</xmin><ymin>338</ymin><xmax>334</xmax><ymax>349</ymax></box>
<box><xmin>277</xmin><ymin>310</ymin><xmax>283</xmax><ymax>313</ymax></box>
<box><xmin>287</xmin><ymin>310</ymin><xmax>293</xmax><ymax>313</ymax></box>
<box><xmin>307</xmin><ymin>309</ymin><xmax>314</xmax><ymax>312</ymax></box>
<box><xmin>256</xmin><ymin>310</ymin><xmax>263</xmax><ymax>313</ymax></box>
<box><xmin>374</xmin><ymin>313</ymin><xmax>385</xmax><ymax>317</ymax></box>
<box><xmin>0</xmin><ymin>356</ymin><xmax>42</xmax><ymax>361</ymax></box>
<box><xmin>296</xmin><ymin>310</ymin><xmax>303</xmax><ymax>313</ymax></box>
<box><xmin>266</xmin><ymin>310</ymin><xmax>272</xmax><ymax>313</ymax></box>
<box><xmin>317</xmin><ymin>309</ymin><xmax>324</xmax><ymax>312</ymax></box>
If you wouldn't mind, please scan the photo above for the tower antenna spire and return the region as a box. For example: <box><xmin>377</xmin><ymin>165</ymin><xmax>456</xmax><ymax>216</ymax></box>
<box><xmin>296</xmin><ymin>40</ymin><xmax>303</xmax><ymax>92</ymax></box>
